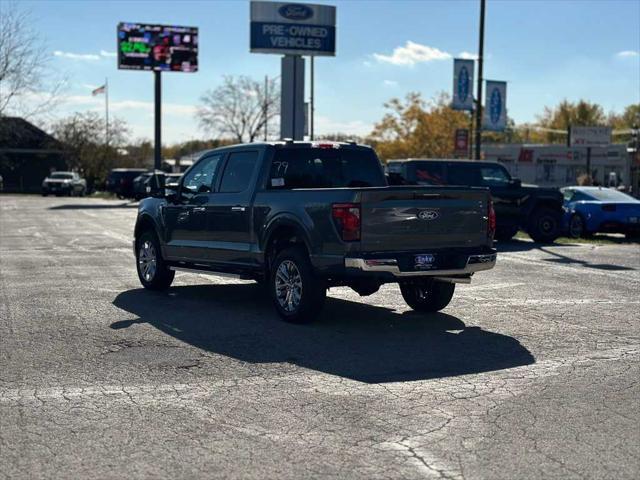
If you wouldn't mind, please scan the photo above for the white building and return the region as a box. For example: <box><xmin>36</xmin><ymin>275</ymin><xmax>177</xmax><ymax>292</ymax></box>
<box><xmin>482</xmin><ymin>144</ymin><xmax>630</xmax><ymax>189</ymax></box>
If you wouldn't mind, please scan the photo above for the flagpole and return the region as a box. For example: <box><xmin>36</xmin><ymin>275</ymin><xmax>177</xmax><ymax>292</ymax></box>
<box><xmin>105</xmin><ymin>77</ymin><xmax>109</xmax><ymax>150</ymax></box>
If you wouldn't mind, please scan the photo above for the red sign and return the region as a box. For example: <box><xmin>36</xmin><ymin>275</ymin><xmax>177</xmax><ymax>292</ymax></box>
<box><xmin>454</xmin><ymin>129</ymin><xmax>469</xmax><ymax>154</ymax></box>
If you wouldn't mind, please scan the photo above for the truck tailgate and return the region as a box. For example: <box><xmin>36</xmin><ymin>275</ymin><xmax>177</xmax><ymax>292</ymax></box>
<box><xmin>357</xmin><ymin>187</ymin><xmax>490</xmax><ymax>252</ymax></box>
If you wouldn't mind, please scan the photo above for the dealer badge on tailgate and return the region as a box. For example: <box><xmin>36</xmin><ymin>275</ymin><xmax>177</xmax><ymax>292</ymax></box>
<box><xmin>415</xmin><ymin>254</ymin><xmax>436</xmax><ymax>270</ymax></box>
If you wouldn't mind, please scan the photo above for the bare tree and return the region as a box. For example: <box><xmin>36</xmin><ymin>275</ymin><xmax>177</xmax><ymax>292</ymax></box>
<box><xmin>0</xmin><ymin>3</ymin><xmax>64</xmax><ymax>117</ymax></box>
<box><xmin>197</xmin><ymin>75</ymin><xmax>280</xmax><ymax>143</ymax></box>
<box><xmin>51</xmin><ymin>112</ymin><xmax>130</xmax><ymax>188</ymax></box>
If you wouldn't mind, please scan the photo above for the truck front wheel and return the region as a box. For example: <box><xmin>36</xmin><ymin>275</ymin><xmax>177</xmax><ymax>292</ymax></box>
<box><xmin>136</xmin><ymin>231</ymin><xmax>175</xmax><ymax>291</ymax></box>
<box><xmin>400</xmin><ymin>281</ymin><xmax>455</xmax><ymax>313</ymax></box>
<box><xmin>270</xmin><ymin>246</ymin><xmax>326</xmax><ymax>323</ymax></box>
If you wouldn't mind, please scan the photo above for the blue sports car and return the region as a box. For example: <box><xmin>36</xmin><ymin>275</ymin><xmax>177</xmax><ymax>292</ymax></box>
<box><xmin>561</xmin><ymin>186</ymin><xmax>640</xmax><ymax>240</ymax></box>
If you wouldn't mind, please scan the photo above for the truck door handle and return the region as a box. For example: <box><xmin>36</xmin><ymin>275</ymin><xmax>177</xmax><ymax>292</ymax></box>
<box><xmin>192</xmin><ymin>207</ymin><xmax>206</xmax><ymax>212</ymax></box>
<box><xmin>231</xmin><ymin>206</ymin><xmax>246</xmax><ymax>212</ymax></box>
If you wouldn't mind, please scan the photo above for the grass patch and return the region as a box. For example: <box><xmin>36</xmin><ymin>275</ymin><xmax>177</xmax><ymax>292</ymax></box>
<box><xmin>514</xmin><ymin>230</ymin><xmax>635</xmax><ymax>245</ymax></box>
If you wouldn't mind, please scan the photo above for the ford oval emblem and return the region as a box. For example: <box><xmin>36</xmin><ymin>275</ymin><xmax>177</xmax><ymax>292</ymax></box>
<box><xmin>418</xmin><ymin>210</ymin><xmax>439</xmax><ymax>221</ymax></box>
<box><xmin>490</xmin><ymin>87</ymin><xmax>502</xmax><ymax>125</ymax></box>
<box><xmin>278</xmin><ymin>3</ymin><xmax>314</xmax><ymax>20</ymax></box>
<box><xmin>458</xmin><ymin>66</ymin><xmax>469</xmax><ymax>103</ymax></box>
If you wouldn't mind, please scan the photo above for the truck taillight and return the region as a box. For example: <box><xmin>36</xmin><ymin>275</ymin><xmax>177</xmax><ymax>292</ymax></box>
<box><xmin>488</xmin><ymin>199</ymin><xmax>496</xmax><ymax>240</ymax></box>
<box><xmin>332</xmin><ymin>203</ymin><xmax>361</xmax><ymax>241</ymax></box>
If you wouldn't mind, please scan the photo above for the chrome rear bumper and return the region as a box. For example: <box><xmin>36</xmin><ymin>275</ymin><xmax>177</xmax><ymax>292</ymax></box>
<box><xmin>344</xmin><ymin>253</ymin><xmax>497</xmax><ymax>279</ymax></box>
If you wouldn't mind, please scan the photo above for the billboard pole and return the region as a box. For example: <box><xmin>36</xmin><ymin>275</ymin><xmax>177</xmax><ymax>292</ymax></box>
<box><xmin>105</xmin><ymin>77</ymin><xmax>109</xmax><ymax>151</ymax></box>
<box><xmin>154</xmin><ymin>71</ymin><xmax>161</xmax><ymax>171</ymax></box>
<box><xmin>310</xmin><ymin>55</ymin><xmax>314</xmax><ymax>140</ymax></box>
<box><xmin>474</xmin><ymin>0</ymin><xmax>486</xmax><ymax>160</ymax></box>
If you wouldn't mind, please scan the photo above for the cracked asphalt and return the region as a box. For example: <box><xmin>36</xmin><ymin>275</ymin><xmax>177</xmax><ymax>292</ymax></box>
<box><xmin>1</xmin><ymin>194</ymin><xmax>639</xmax><ymax>479</ymax></box>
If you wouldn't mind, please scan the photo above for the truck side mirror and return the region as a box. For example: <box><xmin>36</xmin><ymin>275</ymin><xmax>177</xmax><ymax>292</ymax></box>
<box><xmin>164</xmin><ymin>182</ymin><xmax>179</xmax><ymax>202</ymax></box>
<box><xmin>511</xmin><ymin>178</ymin><xmax>522</xmax><ymax>188</ymax></box>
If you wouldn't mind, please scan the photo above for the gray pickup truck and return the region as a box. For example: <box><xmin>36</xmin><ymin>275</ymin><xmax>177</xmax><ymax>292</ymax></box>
<box><xmin>133</xmin><ymin>141</ymin><xmax>497</xmax><ymax>323</ymax></box>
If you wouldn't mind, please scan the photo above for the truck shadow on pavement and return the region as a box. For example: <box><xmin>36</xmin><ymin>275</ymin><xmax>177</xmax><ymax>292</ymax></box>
<box><xmin>49</xmin><ymin>202</ymin><xmax>138</xmax><ymax>210</ymax></box>
<box><xmin>111</xmin><ymin>284</ymin><xmax>535</xmax><ymax>384</ymax></box>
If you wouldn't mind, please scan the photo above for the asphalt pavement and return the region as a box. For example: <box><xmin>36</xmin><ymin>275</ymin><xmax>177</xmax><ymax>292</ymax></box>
<box><xmin>1</xmin><ymin>194</ymin><xmax>639</xmax><ymax>479</ymax></box>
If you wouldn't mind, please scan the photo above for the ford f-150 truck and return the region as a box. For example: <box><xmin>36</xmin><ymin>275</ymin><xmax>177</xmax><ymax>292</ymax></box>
<box><xmin>133</xmin><ymin>141</ymin><xmax>497</xmax><ymax>323</ymax></box>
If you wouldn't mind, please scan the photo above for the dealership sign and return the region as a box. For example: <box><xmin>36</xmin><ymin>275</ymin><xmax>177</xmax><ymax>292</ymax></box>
<box><xmin>569</xmin><ymin>126</ymin><xmax>612</xmax><ymax>147</ymax></box>
<box><xmin>452</xmin><ymin>59</ymin><xmax>474</xmax><ymax>111</ymax></box>
<box><xmin>250</xmin><ymin>1</ymin><xmax>336</xmax><ymax>56</ymax></box>
<box><xmin>483</xmin><ymin>80</ymin><xmax>507</xmax><ymax>131</ymax></box>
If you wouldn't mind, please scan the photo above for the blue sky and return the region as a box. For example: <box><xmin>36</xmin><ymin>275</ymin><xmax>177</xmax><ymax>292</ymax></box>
<box><xmin>19</xmin><ymin>0</ymin><xmax>640</xmax><ymax>144</ymax></box>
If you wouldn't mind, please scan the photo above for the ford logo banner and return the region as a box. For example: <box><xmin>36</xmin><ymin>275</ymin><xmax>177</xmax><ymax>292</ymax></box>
<box><xmin>489</xmin><ymin>87</ymin><xmax>502</xmax><ymax>124</ymax></box>
<box><xmin>278</xmin><ymin>3</ymin><xmax>314</xmax><ymax>21</ymax></box>
<box><xmin>458</xmin><ymin>66</ymin><xmax>469</xmax><ymax>103</ymax></box>
<box><xmin>483</xmin><ymin>80</ymin><xmax>506</xmax><ymax>131</ymax></box>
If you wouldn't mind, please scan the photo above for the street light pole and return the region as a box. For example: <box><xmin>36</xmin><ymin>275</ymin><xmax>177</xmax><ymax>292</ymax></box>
<box><xmin>474</xmin><ymin>0</ymin><xmax>486</xmax><ymax>160</ymax></box>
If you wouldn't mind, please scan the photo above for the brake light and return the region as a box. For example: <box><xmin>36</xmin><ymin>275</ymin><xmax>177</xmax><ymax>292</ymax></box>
<box><xmin>488</xmin><ymin>199</ymin><xmax>496</xmax><ymax>240</ymax></box>
<box><xmin>312</xmin><ymin>142</ymin><xmax>340</xmax><ymax>149</ymax></box>
<box><xmin>332</xmin><ymin>203</ymin><xmax>361</xmax><ymax>241</ymax></box>
<box><xmin>602</xmin><ymin>204</ymin><xmax>616</xmax><ymax>212</ymax></box>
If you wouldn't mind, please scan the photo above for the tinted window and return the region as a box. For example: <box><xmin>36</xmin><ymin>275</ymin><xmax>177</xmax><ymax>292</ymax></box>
<box><xmin>447</xmin><ymin>164</ymin><xmax>483</xmax><ymax>186</ymax></box>
<box><xmin>51</xmin><ymin>172</ymin><xmax>73</xmax><ymax>179</ymax></box>
<box><xmin>269</xmin><ymin>148</ymin><xmax>386</xmax><ymax>189</ymax></box>
<box><xmin>585</xmin><ymin>188</ymin><xmax>635</xmax><ymax>202</ymax></box>
<box><xmin>571</xmin><ymin>191</ymin><xmax>592</xmax><ymax>202</ymax></box>
<box><xmin>411</xmin><ymin>162</ymin><xmax>446</xmax><ymax>185</ymax></box>
<box><xmin>182</xmin><ymin>155</ymin><xmax>221</xmax><ymax>193</ymax></box>
<box><xmin>480</xmin><ymin>165</ymin><xmax>511</xmax><ymax>186</ymax></box>
<box><xmin>219</xmin><ymin>151</ymin><xmax>258</xmax><ymax>193</ymax></box>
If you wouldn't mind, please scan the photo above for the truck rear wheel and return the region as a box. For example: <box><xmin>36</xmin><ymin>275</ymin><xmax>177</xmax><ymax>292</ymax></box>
<box><xmin>270</xmin><ymin>246</ymin><xmax>326</xmax><ymax>323</ymax></box>
<box><xmin>136</xmin><ymin>231</ymin><xmax>175</xmax><ymax>291</ymax></box>
<box><xmin>527</xmin><ymin>207</ymin><xmax>561</xmax><ymax>243</ymax></box>
<box><xmin>400</xmin><ymin>281</ymin><xmax>455</xmax><ymax>313</ymax></box>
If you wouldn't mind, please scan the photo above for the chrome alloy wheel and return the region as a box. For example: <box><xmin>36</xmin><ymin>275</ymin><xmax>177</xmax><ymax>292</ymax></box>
<box><xmin>138</xmin><ymin>240</ymin><xmax>157</xmax><ymax>282</ymax></box>
<box><xmin>275</xmin><ymin>260</ymin><xmax>303</xmax><ymax>313</ymax></box>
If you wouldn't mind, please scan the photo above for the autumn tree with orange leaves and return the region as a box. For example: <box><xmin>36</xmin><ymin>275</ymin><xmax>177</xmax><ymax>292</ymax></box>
<box><xmin>369</xmin><ymin>92</ymin><xmax>470</xmax><ymax>161</ymax></box>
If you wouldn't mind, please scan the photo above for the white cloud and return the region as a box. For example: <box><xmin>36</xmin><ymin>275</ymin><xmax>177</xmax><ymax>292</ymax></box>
<box><xmin>53</xmin><ymin>51</ymin><xmax>100</xmax><ymax>61</ymax></box>
<box><xmin>458</xmin><ymin>51</ymin><xmax>478</xmax><ymax>60</ymax></box>
<box><xmin>373</xmin><ymin>41</ymin><xmax>451</xmax><ymax>66</ymax></box>
<box><xmin>100</xmin><ymin>50</ymin><xmax>117</xmax><ymax>58</ymax></box>
<box><xmin>616</xmin><ymin>50</ymin><xmax>639</xmax><ymax>58</ymax></box>
<box><xmin>383</xmin><ymin>80</ymin><xmax>398</xmax><ymax>87</ymax></box>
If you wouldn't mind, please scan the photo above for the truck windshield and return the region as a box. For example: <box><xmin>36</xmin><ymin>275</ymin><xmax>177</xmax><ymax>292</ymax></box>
<box><xmin>50</xmin><ymin>173</ymin><xmax>73</xmax><ymax>179</ymax></box>
<box><xmin>269</xmin><ymin>148</ymin><xmax>386</xmax><ymax>189</ymax></box>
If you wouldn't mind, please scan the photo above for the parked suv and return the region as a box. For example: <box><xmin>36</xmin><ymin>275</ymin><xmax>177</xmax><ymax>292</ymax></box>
<box><xmin>106</xmin><ymin>168</ymin><xmax>148</xmax><ymax>199</ymax></box>
<box><xmin>133</xmin><ymin>142</ymin><xmax>496</xmax><ymax>323</ymax></box>
<box><xmin>41</xmin><ymin>171</ymin><xmax>87</xmax><ymax>197</ymax></box>
<box><xmin>387</xmin><ymin>159</ymin><xmax>564</xmax><ymax>243</ymax></box>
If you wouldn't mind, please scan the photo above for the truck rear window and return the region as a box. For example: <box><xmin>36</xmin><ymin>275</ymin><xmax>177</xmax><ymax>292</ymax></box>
<box><xmin>269</xmin><ymin>148</ymin><xmax>386</xmax><ymax>189</ymax></box>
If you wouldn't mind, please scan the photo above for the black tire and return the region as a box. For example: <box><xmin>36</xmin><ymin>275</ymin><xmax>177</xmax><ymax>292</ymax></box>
<box><xmin>270</xmin><ymin>246</ymin><xmax>326</xmax><ymax>323</ymax></box>
<box><xmin>135</xmin><ymin>231</ymin><xmax>175</xmax><ymax>291</ymax></box>
<box><xmin>495</xmin><ymin>226</ymin><xmax>519</xmax><ymax>241</ymax></box>
<box><xmin>568</xmin><ymin>213</ymin><xmax>585</xmax><ymax>239</ymax></box>
<box><xmin>527</xmin><ymin>207</ymin><xmax>561</xmax><ymax>243</ymax></box>
<box><xmin>400</xmin><ymin>281</ymin><xmax>456</xmax><ymax>313</ymax></box>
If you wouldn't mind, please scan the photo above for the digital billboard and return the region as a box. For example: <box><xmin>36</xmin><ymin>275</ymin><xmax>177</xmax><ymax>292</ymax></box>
<box><xmin>117</xmin><ymin>22</ymin><xmax>198</xmax><ymax>72</ymax></box>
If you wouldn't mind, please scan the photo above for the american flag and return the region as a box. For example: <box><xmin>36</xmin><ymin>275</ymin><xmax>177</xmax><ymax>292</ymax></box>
<box><xmin>92</xmin><ymin>85</ymin><xmax>106</xmax><ymax>96</ymax></box>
